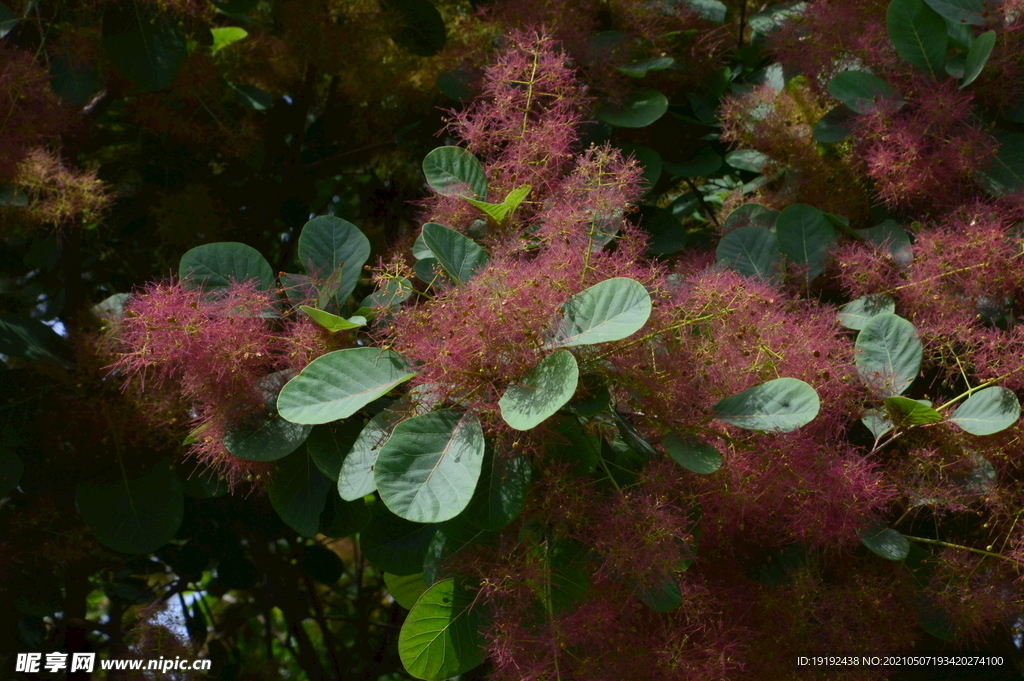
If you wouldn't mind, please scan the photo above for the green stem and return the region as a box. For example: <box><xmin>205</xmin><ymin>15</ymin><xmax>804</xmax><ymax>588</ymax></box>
<box><xmin>597</xmin><ymin>455</ymin><xmax>622</xmax><ymax>493</ymax></box>
<box><xmin>903</xmin><ymin>535</ymin><xmax>1019</xmax><ymax>564</ymax></box>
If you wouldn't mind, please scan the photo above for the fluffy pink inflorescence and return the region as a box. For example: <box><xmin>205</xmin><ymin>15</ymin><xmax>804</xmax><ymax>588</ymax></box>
<box><xmin>114</xmin><ymin>279</ymin><xmax>330</xmax><ymax>489</ymax></box>
<box><xmin>430</xmin><ymin>30</ymin><xmax>592</xmax><ymax>232</ymax></box>
<box><xmin>853</xmin><ymin>80</ymin><xmax>995</xmax><ymax>214</ymax></box>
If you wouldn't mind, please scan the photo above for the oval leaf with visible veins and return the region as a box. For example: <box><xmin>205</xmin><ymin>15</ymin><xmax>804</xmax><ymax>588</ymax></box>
<box><xmin>277</xmin><ymin>348</ymin><xmax>415</xmax><ymax>425</ymax></box>
<box><xmin>421</xmin><ymin>223</ymin><xmax>488</xmax><ymax>286</ymax></box>
<box><xmin>855</xmin><ymin>313</ymin><xmax>922</xmax><ymax>397</ymax></box>
<box><xmin>338</xmin><ymin>408</ymin><xmax>404</xmax><ymax>501</ymax></box>
<box><xmin>374</xmin><ymin>411</ymin><xmax>485</xmax><ymax>523</ymax></box>
<box><xmin>948</xmin><ymin>386</ymin><xmax>1021</xmax><ymax>436</ymax></box>
<box><xmin>713</xmin><ymin>378</ymin><xmax>820</xmax><ymax>433</ymax></box>
<box><xmin>398</xmin><ymin>578</ymin><xmax>485</xmax><ymax>681</ymax></box>
<box><xmin>716</xmin><ymin>226</ymin><xmax>781</xmax><ymax>283</ymax></box>
<box><xmin>500</xmin><ymin>350</ymin><xmax>579</xmax><ymax>430</ymax></box>
<box><xmin>422</xmin><ymin>147</ymin><xmax>487</xmax><ymax>200</ymax></box>
<box><xmin>775</xmin><ymin>203</ymin><xmax>837</xmax><ymax>280</ymax></box>
<box><xmin>887</xmin><ymin>0</ymin><xmax>948</xmax><ymax>76</ymax></box>
<box><xmin>837</xmin><ymin>294</ymin><xmax>896</xmax><ymax>330</ymax></box>
<box><xmin>296</xmin><ymin>216</ymin><xmax>371</xmax><ymax>303</ymax></box>
<box><xmin>545</xmin><ymin>278</ymin><xmax>652</xmax><ymax>348</ymax></box>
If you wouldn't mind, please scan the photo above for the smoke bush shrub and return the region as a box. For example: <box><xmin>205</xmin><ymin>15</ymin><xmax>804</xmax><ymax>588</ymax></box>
<box><xmin>96</xmin><ymin>6</ymin><xmax>1024</xmax><ymax>680</ymax></box>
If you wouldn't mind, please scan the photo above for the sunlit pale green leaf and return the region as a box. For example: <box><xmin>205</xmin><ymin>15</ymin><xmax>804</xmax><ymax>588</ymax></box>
<box><xmin>545</xmin><ymin>278</ymin><xmax>652</xmax><ymax>348</ymax></box>
<box><xmin>838</xmin><ymin>294</ymin><xmax>896</xmax><ymax>330</ymax></box>
<box><xmin>500</xmin><ymin>350</ymin><xmax>579</xmax><ymax>431</ymax></box>
<box><xmin>716</xmin><ymin>226</ymin><xmax>781</xmax><ymax>283</ymax></box>
<box><xmin>948</xmin><ymin>386</ymin><xmax>1021</xmax><ymax>435</ymax></box>
<box><xmin>277</xmin><ymin>348</ymin><xmax>415</xmax><ymax>425</ymax></box>
<box><xmin>713</xmin><ymin>378</ymin><xmax>820</xmax><ymax>433</ymax></box>
<box><xmin>855</xmin><ymin>313</ymin><xmax>922</xmax><ymax>397</ymax></box>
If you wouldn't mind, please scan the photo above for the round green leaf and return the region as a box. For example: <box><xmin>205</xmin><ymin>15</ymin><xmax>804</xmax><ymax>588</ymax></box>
<box><xmin>837</xmin><ymin>294</ymin><xmax>896</xmax><ymax>330</ymax></box>
<box><xmin>887</xmin><ymin>0</ymin><xmax>948</xmax><ymax>76</ymax></box>
<box><xmin>277</xmin><ymin>348</ymin><xmax>415</xmax><ymax>425</ymax></box>
<box><xmin>375</xmin><ymin>411</ymin><xmax>485</xmax><ymax>523</ymax></box>
<box><xmin>296</xmin><ymin>216</ymin><xmax>371</xmax><ymax>303</ymax></box>
<box><xmin>179</xmin><ymin>242</ymin><xmax>275</xmax><ymax>291</ymax></box>
<box><xmin>360</xmin><ymin>504</ymin><xmax>438</xmax><ymax>575</ymax></box>
<box><xmin>0</xmin><ymin>446</ymin><xmax>24</xmax><ymax>498</ymax></box>
<box><xmin>399</xmin><ymin>578</ymin><xmax>485</xmax><ymax>681</ymax></box>
<box><xmin>596</xmin><ymin>88</ymin><xmax>668</xmax><ymax>128</ymax></box>
<box><xmin>948</xmin><ymin>386</ymin><xmax>1021</xmax><ymax>435</ymax></box>
<box><xmin>466</xmin><ymin>447</ymin><xmax>531</xmax><ymax>531</ymax></box>
<box><xmin>77</xmin><ymin>459</ymin><xmax>184</xmax><ymax>554</ymax></box>
<box><xmin>385</xmin><ymin>572</ymin><xmax>428</xmax><ymax>609</ymax></box>
<box><xmin>268</xmin><ymin>450</ymin><xmax>333</xmax><ymax>538</ymax></box>
<box><xmin>102</xmin><ymin>5</ymin><xmax>187</xmax><ymax>93</ymax></box>
<box><xmin>855</xmin><ymin>313</ymin><xmax>922</xmax><ymax>397</ymax></box>
<box><xmin>716</xmin><ymin>226</ymin><xmax>782</xmax><ymax>283</ymax></box>
<box><xmin>414</xmin><ymin>257</ymin><xmax>441</xmax><ymax>283</ymax></box>
<box><xmin>421</xmin><ymin>222</ymin><xmax>489</xmax><ymax>286</ymax></box>
<box><xmin>423</xmin><ymin>516</ymin><xmax>484</xmax><ymax>585</ymax></box>
<box><xmin>338</xmin><ymin>408</ymin><xmax>402</xmax><ymax>501</ymax></box>
<box><xmin>977</xmin><ymin>131</ymin><xmax>1024</xmax><ymax>196</ymax></box>
<box><xmin>662</xmin><ymin>433</ymin><xmax>721</xmax><ymax>474</ymax></box>
<box><xmin>545</xmin><ymin>278</ymin><xmax>652</xmax><ymax>348</ymax></box>
<box><xmin>422</xmin><ymin>147</ymin><xmax>487</xmax><ymax>200</ymax></box>
<box><xmin>860</xmin><ymin>525</ymin><xmax>910</xmax><ymax>561</ymax></box>
<box><xmin>775</xmin><ymin>203</ymin><xmax>837</xmax><ymax>280</ymax></box>
<box><xmin>713</xmin><ymin>377</ymin><xmax>820</xmax><ymax>433</ymax></box>
<box><xmin>383</xmin><ymin>0</ymin><xmax>447</xmax><ymax>57</ymax></box>
<box><xmin>500</xmin><ymin>350</ymin><xmax>579</xmax><ymax>431</ymax></box>
<box><xmin>223</xmin><ymin>413</ymin><xmax>312</xmax><ymax>462</ymax></box>
<box><xmin>827</xmin><ymin>71</ymin><xmax>903</xmax><ymax>114</ymax></box>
